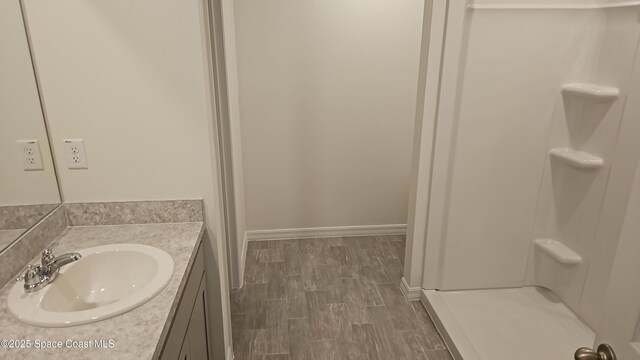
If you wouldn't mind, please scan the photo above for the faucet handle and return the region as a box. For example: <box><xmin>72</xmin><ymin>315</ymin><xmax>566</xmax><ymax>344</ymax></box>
<box><xmin>16</xmin><ymin>265</ymin><xmax>37</xmax><ymax>282</ymax></box>
<box><xmin>41</xmin><ymin>248</ymin><xmax>55</xmax><ymax>266</ymax></box>
<box><xmin>16</xmin><ymin>264</ymin><xmax>44</xmax><ymax>292</ymax></box>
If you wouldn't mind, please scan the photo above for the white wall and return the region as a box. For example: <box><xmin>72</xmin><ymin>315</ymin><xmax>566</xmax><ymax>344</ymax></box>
<box><xmin>22</xmin><ymin>0</ymin><xmax>232</xmax><ymax>357</ymax></box>
<box><xmin>0</xmin><ymin>0</ymin><xmax>59</xmax><ymax>206</ymax></box>
<box><xmin>23</xmin><ymin>0</ymin><xmax>213</xmax><ymax>203</ymax></box>
<box><xmin>234</xmin><ymin>0</ymin><xmax>424</xmax><ymax>231</ymax></box>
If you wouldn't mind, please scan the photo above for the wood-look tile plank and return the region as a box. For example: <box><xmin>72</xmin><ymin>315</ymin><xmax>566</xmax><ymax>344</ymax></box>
<box><xmin>339</xmin><ymin>263</ymin><xmax>359</xmax><ymax>279</ymax></box>
<box><xmin>365</xmin><ymin>306</ymin><xmax>410</xmax><ymax>359</ymax></box>
<box><xmin>299</xmin><ymin>238</ymin><xmax>322</xmax><ymax>261</ymax></box>
<box><xmin>402</xmin><ymin>330</ymin><xmax>438</xmax><ymax>359</ymax></box>
<box><xmin>348</xmin><ymin>236</ymin><xmax>379</xmax><ymax>250</ymax></box>
<box><xmin>318</xmin><ymin>243</ymin><xmax>351</xmax><ymax>268</ymax></box>
<box><xmin>342</xmin><ymin>239</ymin><xmax>375</xmax><ymax>266</ymax></box>
<box><xmin>357</xmin><ymin>262</ymin><xmax>391</xmax><ymax>285</ymax></box>
<box><xmin>247</xmin><ymin>260</ymin><xmax>268</xmax><ymax>285</ymax></box>
<box><xmin>245</xmin><ymin>242</ymin><xmax>268</xmax><ymax>267</ymax></box>
<box><xmin>322</xmin><ymin>237</ymin><xmax>344</xmax><ymax>246</ymax></box>
<box><xmin>283</xmin><ymin>240</ymin><xmax>302</xmax><ymax>276</ymax></box>
<box><xmin>329</xmin><ymin>303</ymin><xmax>351</xmax><ymax>340</ymax></box>
<box><xmin>327</xmin><ymin>243</ymin><xmax>359</xmax><ymax>279</ymax></box>
<box><xmin>314</xmin><ymin>264</ymin><xmax>345</xmax><ymax>304</ymax></box>
<box><xmin>387</xmin><ymin>238</ymin><xmax>406</xmax><ymax>262</ymax></box>
<box><xmin>314</xmin><ymin>264</ymin><xmax>340</xmax><ymax>289</ymax></box>
<box><xmin>264</xmin><ymin>354</ymin><xmax>290</xmax><ymax>360</ymax></box>
<box><xmin>259</xmin><ymin>243</ymin><xmax>284</xmax><ymax>263</ymax></box>
<box><xmin>286</xmin><ymin>275</ymin><xmax>308</xmax><ymax>318</ymax></box>
<box><xmin>234</xmin><ymin>330</ymin><xmax>252</xmax><ymax>360</ymax></box>
<box><xmin>232</xmin><ymin>313</ymin><xmax>246</xmax><ymax>342</ymax></box>
<box><xmin>344</xmin><ymin>303</ymin><xmax>370</xmax><ymax>324</ymax></box>
<box><xmin>247</xmin><ymin>329</ymin><xmax>280</xmax><ymax>356</ymax></box>
<box><xmin>265</xmin><ymin>299</ymin><xmax>287</xmax><ymax>329</ymax></box>
<box><xmin>411</xmin><ymin>301</ymin><xmax>447</xmax><ymax>350</ymax></box>
<box><xmin>249</xmin><ymin>242</ymin><xmax>270</xmax><ymax>250</ymax></box>
<box><xmin>317</xmin><ymin>243</ymin><xmax>341</xmax><ymax>266</ymax></box>
<box><xmin>305</xmin><ymin>290</ymin><xmax>336</xmax><ymax>341</ymax></box>
<box><xmin>352</xmin><ymin>265</ymin><xmax>386</xmax><ymax>306</ymax></box>
<box><xmin>249</xmin><ymin>328</ymin><xmax>289</xmax><ymax>357</ymax></box>
<box><xmin>244</xmin><ymin>284</ymin><xmax>268</xmax><ymax>330</ymax></box>
<box><xmin>288</xmin><ymin>318</ymin><xmax>310</xmax><ymax>360</ymax></box>
<box><xmin>374</xmin><ymin>236</ymin><xmax>402</xmax><ymax>261</ymax></box>
<box><xmin>348</xmin><ymin>323</ymin><xmax>383</xmax><ymax>360</ymax></box>
<box><xmin>231</xmin><ymin>288</ymin><xmax>247</xmax><ymax>314</ymax></box>
<box><xmin>245</xmin><ymin>244</ymin><xmax>261</xmax><ymax>263</ymax></box>
<box><xmin>340</xmin><ymin>278</ymin><xmax>372</xmax><ymax>323</ymax></box>
<box><xmin>376</xmin><ymin>284</ymin><xmax>419</xmax><ymax>331</ymax></box>
<box><xmin>300</xmin><ymin>241</ymin><xmax>324</xmax><ymax>291</ymax></box>
<box><xmin>309</xmin><ymin>340</ymin><xmax>346</xmax><ymax>360</ymax></box>
<box><xmin>243</xmin><ymin>246</ymin><xmax>260</xmax><ymax>285</ymax></box>
<box><xmin>380</xmin><ymin>257</ymin><xmax>404</xmax><ymax>284</ymax></box>
<box><xmin>267</xmin><ymin>262</ymin><xmax>286</xmax><ymax>300</ymax></box>
<box><xmin>300</xmin><ymin>260</ymin><xmax>319</xmax><ymax>291</ymax></box>
<box><xmin>335</xmin><ymin>342</ymin><xmax>368</xmax><ymax>360</ymax></box>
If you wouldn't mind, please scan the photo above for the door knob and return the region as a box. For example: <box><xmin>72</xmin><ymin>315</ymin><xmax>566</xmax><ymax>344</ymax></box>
<box><xmin>574</xmin><ymin>344</ymin><xmax>616</xmax><ymax>360</ymax></box>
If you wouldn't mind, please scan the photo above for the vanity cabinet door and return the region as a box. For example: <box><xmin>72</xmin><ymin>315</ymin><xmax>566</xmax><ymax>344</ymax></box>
<box><xmin>160</xmin><ymin>241</ymin><xmax>209</xmax><ymax>360</ymax></box>
<box><xmin>187</xmin><ymin>275</ymin><xmax>209</xmax><ymax>360</ymax></box>
<box><xmin>178</xmin><ymin>337</ymin><xmax>189</xmax><ymax>360</ymax></box>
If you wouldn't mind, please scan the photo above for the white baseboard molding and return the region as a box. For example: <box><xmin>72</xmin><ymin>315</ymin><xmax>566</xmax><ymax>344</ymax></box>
<box><xmin>245</xmin><ymin>224</ymin><xmax>407</xmax><ymax>241</ymax></box>
<box><xmin>400</xmin><ymin>277</ymin><xmax>422</xmax><ymax>301</ymax></box>
<box><xmin>237</xmin><ymin>233</ymin><xmax>248</xmax><ymax>289</ymax></box>
<box><xmin>421</xmin><ymin>290</ymin><xmax>479</xmax><ymax>360</ymax></box>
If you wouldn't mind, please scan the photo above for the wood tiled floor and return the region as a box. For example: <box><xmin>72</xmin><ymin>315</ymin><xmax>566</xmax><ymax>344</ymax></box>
<box><xmin>230</xmin><ymin>235</ymin><xmax>452</xmax><ymax>360</ymax></box>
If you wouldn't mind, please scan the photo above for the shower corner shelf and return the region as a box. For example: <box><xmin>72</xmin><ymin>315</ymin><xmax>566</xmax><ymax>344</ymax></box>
<box><xmin>549</xmin><ymin>148</ymin><xmax>603</xmax><ymax>169</ymax></box>
<box><xmin>534</xmin><ymin>238</ymin><xmax>582</xmax><ymax>265</ymax></box>
<box><xmin>561</xmin><ymin>83</ymin><xmax>619</xmax><ymax>103</ymax></box>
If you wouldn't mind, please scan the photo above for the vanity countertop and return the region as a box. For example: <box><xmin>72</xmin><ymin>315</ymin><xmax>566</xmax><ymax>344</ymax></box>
<box><xmin>0</xmin><ymin>221</ymin><xmax>204</xmax><ymax>360</ymax></box>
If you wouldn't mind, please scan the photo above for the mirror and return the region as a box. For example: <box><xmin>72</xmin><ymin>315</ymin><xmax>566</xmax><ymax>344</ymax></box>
<box><xmin>0</xmin><ymin>1</ymin><xmax>61</xmax><ymax>251</ymax></box>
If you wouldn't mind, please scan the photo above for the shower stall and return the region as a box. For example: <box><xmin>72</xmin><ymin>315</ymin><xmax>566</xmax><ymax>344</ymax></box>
<box><xmin>409</xmin><ymin>1</ymin><xmax>640</xmax><ymax>359</ymax></box>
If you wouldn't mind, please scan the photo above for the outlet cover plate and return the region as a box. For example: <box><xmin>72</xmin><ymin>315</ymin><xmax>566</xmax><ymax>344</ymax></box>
<box><xmin>63</xmin><ymin>139</ymin><xmax>88</xmax><ymax>169</ymax></box>
<box><xmin>17</xmin><ymin>140</ymin><xmax>44</xmax><ymax>171</ymax></box>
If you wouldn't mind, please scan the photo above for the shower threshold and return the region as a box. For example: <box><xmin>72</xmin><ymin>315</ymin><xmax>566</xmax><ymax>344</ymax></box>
<box><xmin>423</xmin><ymin>287</ymin><xmax>594</xmax><ymax>360</ymax></box>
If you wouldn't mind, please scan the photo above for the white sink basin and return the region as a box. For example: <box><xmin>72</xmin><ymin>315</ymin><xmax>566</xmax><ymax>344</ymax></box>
<box><xmin>8</xmin><ymin>244</ymin><xmax>174</xmax><ymax>327</ymax></box>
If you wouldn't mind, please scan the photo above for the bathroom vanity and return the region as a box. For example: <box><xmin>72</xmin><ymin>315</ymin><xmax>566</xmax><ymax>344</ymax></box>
<box><xmin>0</xmin><ymin>201</ymin><xmax>210</xmax><ymax>360</ymax></box>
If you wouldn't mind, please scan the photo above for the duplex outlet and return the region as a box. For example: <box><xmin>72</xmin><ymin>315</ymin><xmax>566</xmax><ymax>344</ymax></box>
<box><xmin>17</xmin><ymin>140</ymin><xmax>44</xmax><ymax>171</ymax></box>
<box><xmin>63</xmin><ymin>139</ymin><xmax>88</xmax><ymax>169</ymax></box>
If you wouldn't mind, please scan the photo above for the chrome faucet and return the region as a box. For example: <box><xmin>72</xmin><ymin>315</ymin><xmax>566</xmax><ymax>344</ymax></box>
<box><xmin>16</xmin><ymin>248</ymin><xmax>82</xmax><ymax>293</ymax></box>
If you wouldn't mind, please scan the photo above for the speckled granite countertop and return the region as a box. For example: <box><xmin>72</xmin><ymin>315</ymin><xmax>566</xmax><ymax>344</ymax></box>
<box><xmin>0</xmin><ymin>222</ymin><xmax>204</xmax><ymax>360</ymax></box>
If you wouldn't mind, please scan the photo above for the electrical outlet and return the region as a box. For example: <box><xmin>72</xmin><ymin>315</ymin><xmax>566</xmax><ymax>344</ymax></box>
<box><xmin>17</xmin><ymin>140</ymin><xmax>44</xmax><ymax>171</ymax></box>
<box><xmin>63</xmin><ymin>139</ymin><xmax>88</xmax><ymax>169</ymax></box>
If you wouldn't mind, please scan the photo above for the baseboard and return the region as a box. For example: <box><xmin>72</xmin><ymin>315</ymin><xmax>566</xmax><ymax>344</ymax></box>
<box><xmin>237</xmin><ymin>232</ymin><xmax>248</xmax><ymax>289</ymax></box>
<box><xmin>245</xmin><ymin>224</ymin><xmax>407</xmax><ymax>241</ymax></box>
<box><xmin>422</xmin><ymin>290</ymin><xmax>479</xmax><ymax>360</ymax></box>
<box><xmin>400</xmin><ymin>277</ymin><xmax>422</xmax><ymax>301</ymax></box>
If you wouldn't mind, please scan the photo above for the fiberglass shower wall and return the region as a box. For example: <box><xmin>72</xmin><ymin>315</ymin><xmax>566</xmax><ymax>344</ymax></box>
<box><xmin>423</xmin><ymin>0</ymin><xmax>640</xmax><ymax>330</ymax></box>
